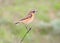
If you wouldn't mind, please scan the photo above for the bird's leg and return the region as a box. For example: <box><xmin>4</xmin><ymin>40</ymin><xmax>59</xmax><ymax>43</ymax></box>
<box><xmin>25</xmin><ymin>24</ymin><xmax>32</xmax><ymax>30</ymax></box>
<box><xmin>24</xmin><ymin>24</ymin><xmax>29</xmax><ymax>30</ymax></box>
<box><xmin>25</xmin><ymin>24</ymin><xmax>28</xmax><ymax>30</ymax></box>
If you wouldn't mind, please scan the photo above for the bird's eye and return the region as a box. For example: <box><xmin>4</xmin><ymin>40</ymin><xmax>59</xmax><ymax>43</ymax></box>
<box><xmin>32</xmin><ymin>11</ymin><xmax>35</xmax><ymax>13</ymax></box>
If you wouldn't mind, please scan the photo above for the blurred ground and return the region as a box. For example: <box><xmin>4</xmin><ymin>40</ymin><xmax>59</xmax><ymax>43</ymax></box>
<box><xmin>0</xmin><ymin>0</ymin><xmax>60</xmax><ymax>43</ymax></box>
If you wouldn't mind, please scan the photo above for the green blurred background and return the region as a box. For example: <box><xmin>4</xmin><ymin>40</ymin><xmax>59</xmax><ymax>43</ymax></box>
<box><xmin>0</xmin><ymin>0</ymin><xmax>60</xmax><ymax>43</ymax></box>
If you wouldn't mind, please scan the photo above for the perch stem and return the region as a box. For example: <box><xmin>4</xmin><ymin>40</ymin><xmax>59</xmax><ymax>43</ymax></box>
<box><xmin>20</xmin><ymin>27</ymin><xmax>31</xmax><ymax>43</ymax></box>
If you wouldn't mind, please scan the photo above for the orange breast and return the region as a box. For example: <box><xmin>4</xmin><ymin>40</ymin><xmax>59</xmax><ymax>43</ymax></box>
<box><xmin>22</xmin><ymin>14</ymin><xmax>34</xmax><ymax>24</ymax></box>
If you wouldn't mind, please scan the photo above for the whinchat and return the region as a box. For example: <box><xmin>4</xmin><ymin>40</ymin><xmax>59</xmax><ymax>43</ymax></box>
<box><xmin>15</xmin><ymin>10</ymin><xmax>36</xmax><ymax>43</ymax></box>
<box><xmin>15</xmin><ymin>10</ymin><xmax>36</xmax><ymax>25</ymax></box>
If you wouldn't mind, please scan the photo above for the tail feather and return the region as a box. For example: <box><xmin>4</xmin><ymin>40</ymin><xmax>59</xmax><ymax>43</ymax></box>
<box><xmin>15</xmin><ymin>20</ymin><xmax>22</xmax><ymax>24</ymax></box>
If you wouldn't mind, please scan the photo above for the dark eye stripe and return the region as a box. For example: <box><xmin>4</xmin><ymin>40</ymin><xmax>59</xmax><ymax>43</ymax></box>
<box><xmin>32</xmin><ymin>10</ymin><xmax>36</xmax><ymax>13</ymax></box>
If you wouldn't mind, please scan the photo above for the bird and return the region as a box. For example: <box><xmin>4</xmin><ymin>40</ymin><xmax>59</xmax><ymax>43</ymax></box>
<box><xmin>15</xmin><ymin>10</ymin><xmax>36</xmax><ymax>25</ymax></box>
<box><xmin>15</xmin><ymin>10</ymin><xmax>37</xmax><ymax>43</ymax></box>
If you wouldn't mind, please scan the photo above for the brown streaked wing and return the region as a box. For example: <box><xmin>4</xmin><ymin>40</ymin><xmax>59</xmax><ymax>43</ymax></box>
<box><xmin>20</xmin><ymin>14</ymin><xmax>32</xmax><ymax>21</ymax></box>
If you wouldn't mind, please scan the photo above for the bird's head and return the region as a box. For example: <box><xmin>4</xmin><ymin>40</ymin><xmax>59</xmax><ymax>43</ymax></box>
<box><xmin>29</xmin><ymin>10</ymin><xmax>37</xmax><ymax>14</ymax></box>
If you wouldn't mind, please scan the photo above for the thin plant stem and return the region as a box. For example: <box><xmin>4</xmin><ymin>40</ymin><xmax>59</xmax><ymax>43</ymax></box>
<box><xmin>20</xmin><ymin>27</ymin><xmax>31</xmax><ymax>43</ymax></box>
